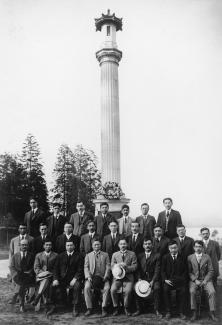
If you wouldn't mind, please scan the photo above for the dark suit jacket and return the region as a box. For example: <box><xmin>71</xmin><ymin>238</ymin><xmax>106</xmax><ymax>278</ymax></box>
<box><xmin>24</xmin><ymin>208</ymin><xmax>45</xmax><ymax>237</ymax></box>
<box><xmin>54</xmin><ymin>251</ymin><xmax>84</xmax><ymax>284</ymax></box>
<box><xmin>34</xmin><ymin>251</ymin><xmax>58</xmax><ymax>275</ymax></box>
<box><xmin>203</xmin><ymin>240</ymin><xmax>221</xmax><ymax>277</ymax></box>
<box><xmin>94</xmin><ymin>212</ymin><xmax>116</xmax><ymax>239</ymax></box>
<box><xmin>136</xmin><ymin>215</ymin><xmax>156</xmax><ymax>238</ymax></box>
<box><xmin>137</xmin><ymin>251</ymin><xmax>160</xmax><ymax>283</ymax></box>
<box><xmin>9</xmin><ymin>252</ymin><xmax>35</xmax><ymax>280</ymax></box>
<box><xmin>157</xmin><ymin>209</ymin><xmax>182</xmax><ymax>239</ymax></box>
<box><xmin>32</xmin><ymin>236</ymin><xmax>46</xmax><ymax>255</ymax></box>
<box><xmin>102</xmin><ymin>233</ymin><xmax>122</xmax><ymax>259</ymax></box>
<box><xmin>126</xmin><ymin>233</ymin><xmax>144</xmax><ymax>255</ymax></box>
<box><xmin>46</xmin><ymin>214</ymin><xmax>68</xmax><ymax>241</ymax></box>
<box><xmin>55</xmin><ymin>234</ymin><xmax>80</xmax><ymax>254</ymax></box>
<box><xmin>69</xmin><ymin>212</ymin><xmax>94</xmax><ymax>237</ymax></box>
<box><xmin>152</xmin><ymin>236</ymin><xmax>170</xmax><ymax>257</ymax></box>
<box><xmin>161</xmin><ymin>253</ymin><xmax>187</xmax><ymax>287</ymax></box>
<box><xmin>80</xmin><ymin>233</ymin><xmax>99</xmax><ymax>256</ymax></box>
<box><xmin>174</xmin><ymin>236</ymin><xmax>194</xmax><ymax>260</ymax></box>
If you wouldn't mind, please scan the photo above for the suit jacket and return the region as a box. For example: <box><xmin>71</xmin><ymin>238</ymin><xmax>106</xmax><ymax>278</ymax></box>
<box><xmin>46</xmin><ymin>214</ymin><xmax>68</xmax><ymax>241</ymax></box>
<box><xmin>137</xmin><ymin>251</ymin><xmax>160</xmax><ymax>283</ymax></box>
<box><xmin>152</xmin><ymin>236</ymin><xmax>170</xmax><ymax>257</ymax></box>
<box><xmin>32</xmin><ymin>236</ymin><xmax>46</xmax><ymax>255</ymax></box>
<box><xmin>157</xmin><ymin>209</ymin><xmax>182</xmax><ymax>239</ymax></box>
<box><xmin>84</xmin><ymin>251</ymin><xmax>110</xmax><ymax>279</ymax></box>
<box><xmin>24</xmin><ymin>208</ymin><xmax>45</xmax><ymax>237</ymax></box>
<box><xmin>174</xmin><ymin>236</ymin><xmax>194</xmax><ymax>260</ymax></box>
<box><xmin>54</xmin><ymin>251</ymin><xmax>84</xmax><ymax>283</ymax></box>
<box><xmin>69</xmin><ymin>211</ymin><xmax>94</xmax><ymax>237</ymax></box>
<box><xmin>9</xmin><ymin>234</ymin><xmax>33</xmax><ymax>263</ymax></box>
<box><xmin>136</xmin><ymin>215</ymin><xmax>156</xmax><ymax>238</ymax></box>
<box><xmin>203</xmin><ymin>240</ymin><xmax>221</xmax><ymax>277</ymax></box>
<box><xmin>118</xmin><ymin>216</ymin><xmax>133</xmax><ymax>236</ymax></box>
<box><xmin>80</xmin><ymin>233</ymin><xmax>98</xmax><ymax>256</ymax></box>
<box><xmin>9</xmin><ymin>252</ymin><xmax>35</xmax><ymax>280</ymax></box>
<box><xmin>161</xmin><ymin>253</ymin><xmax>187</xmax><ymax>287</ymax></box>
<box><xmin>126</xmin><ymin>233</ymin><xmax>144</xmax><ymax>255</ymax></box>
<box><xmin>95</xmin><ymin>212</ymin><xmax>116</xmax><ymax>239</ymax></box>
<box><xmin>34</xmin><ymin>251</ymin><xmax>58</xmax><ymax>275</ymax></box>
<box><xmin>55</xmin><ymin>233</ymin><xmax>80</xmax><ymax>254</ymax></box>
<box><xmin>102</xmin><ymin>233</ymin><xmax>122</xmax><ymax>259</ymax></box>
<box><xmin>111</xmin><ymin>250</ymin><xmax>137</xmax><ymax>282</ymax></box>
<box><xmin>188</xmin><ymin>253</ymin><xmax>214</xmax><ymax>283</ymax></box>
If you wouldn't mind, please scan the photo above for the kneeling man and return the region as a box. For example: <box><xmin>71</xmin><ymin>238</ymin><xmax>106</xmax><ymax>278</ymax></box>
<box><xmin>84</xmin><ymin>239</ymin><xmax>111</xmax><ymax>317</ymax></box>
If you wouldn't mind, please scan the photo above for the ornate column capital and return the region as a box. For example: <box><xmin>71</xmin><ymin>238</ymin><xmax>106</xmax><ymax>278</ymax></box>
<box><xmin>96</xmin><ymin>48</ymin><xmax>122</xmax><ymax>65</ymax></box>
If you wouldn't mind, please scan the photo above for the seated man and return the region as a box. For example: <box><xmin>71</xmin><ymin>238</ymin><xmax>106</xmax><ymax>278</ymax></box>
<box><xmin>133</xmin><ymin>237</ymin><xmax>162</xmax><ymax>318</ymax></box>
<box><xmin>84</xmin><ymin>239</ymin><xmax>111</xmax><ymax>317</ymax></box>
<box><xmin>9</xmin><ymin>239</ymin><xmax>35</xmax><ymax>312</ymax></box>
<box><xmin>33</xmin><ymin>237</ymin><xmax>58</xmax><ymax>311</ymax></box>
<box><xmin>188</xmin><ymin>240</ymin><xmax>217</xmax><ymax>322</ymax></box>
<box><xmin>32</xmin><ymin>223</ymin><xmax>48</xmax><ymax>255</ymax></box>
<box><xmin>55</xmin><ymin>222</ymin><xmax>80</xmax><ymax>253</ymax></box>
<box><xmin>50</xmin><ymin>240</ymin><xmax>84</xmax><ymax>317</ymax></box>
<box><xmin>111</xmin><ymin>238</ymin><xmax>137</xmax><ymax>316</ymax></box>
<box><xmin>161</xmin><ymin>240</ymin><xmax>187</xmax><ymax>320</ymax></box>
<box><xmin>102</xmin><ymin>220</ymin><xmax>122</xmax><ymax>260</ymax></box>
<box><xmin>9</xmin><ymin>223</ymin><xmax>33</xmax><ymax>263</ymax></box>
<box><xmin>80</xmin><ymin>220</ymin><xmax>98</xmax><ymax>257</ymax></box>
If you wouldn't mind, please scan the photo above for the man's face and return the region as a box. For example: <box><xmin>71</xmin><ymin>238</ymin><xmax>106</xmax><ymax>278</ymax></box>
<box><xmin>40</xmin><ymin>225</ymin><xmax>47</xmax><ymax>236</ymax></box>
<box><xmin>163</xmin><ymin>199</ymin><xmax>172</xmax><ymax>210</ymax></box>
<box><xmin>143</xmin><ymin>240</ymin><xmax>153</xmax><ymax>252</ymax></box>
<box><xmin>169</xmin><ymin>244</ymin><xmax>178</xmax><ymax>255</ymax></box>
<box><xmin>154</xmin><ymin>227</ymin><xmax>162</xmax><ymax>238</ymax></box>
<box><xmin>53</xmin><ymin>206</ymin><xmax>60</xmax><ymax>215</ymax></box>
<box><xmin>20</xmin><ymin>241</ymin><xmax>28</xmax><ymax>252</ymax></box>
<box><xmin>194</xmin><ymin>243</ymin><xmax>203</xmax><ymax>254</ymax></box>
<box><xmin>109</xmin><ymin>222</ymin><xmax>118</xmax><ymax>233</ymax></box>
<box><xmin>87</xmin><ymin>222</ymin><xmax>95</xmax><ymax>233</ymax></box>
<box><xmin>177</xmin><ymin>227</ymin><xmax>186</xmax><ymax>237</ymax></box>
<box><xmin>64</xmin><ymin>223</ymin><xmax>73</xmax><ymax>235</ymax></box>
<box><xmin>44</xmin><ymin>242</ymin><xmax>52</xmax><ymax>253</ymax></box>
<box><xmin>141</xmin><ymin>205</ymin><xmax>149</xmax><ymax>215</ymax></box>
<box><xmin>30</xmin><ymin>199</ymin><xmax>37</xmax><ymax>209</ymax></box>
<box><xmin>66</xmin><ymin>241</ymin><xmax>74</xmax><ymax>253</ymax></box>
<box><xmin>131</xmin><ymin>223</ymin><xmax>139</xmax><ymax>234</ymax></box>
<box><xmin>76</xmin><ymin>202</ymin><xmax>85</xmax><ymax>213</ymax></box>
<box><xmin>101</xmin><ymin>204</ymin><xmax>109</xmax><ymax>214</ymax></box>
<box><xmin>201</xmin><ymin>230</ymin><xmax>210</xmax><ymax>240</ymax></box>
<box><xmin>122</xmin><ymin>208</ymin><xmax>129</xmax><ymax>217</ymax></box>
<box><xmin>118</xmin><ymin>240</ymin><xmax>127</xmax><ymax>251</ymax></box>
<box><xmin>92</xmin><ymin>241</ymin><xmax>101</xmax><ymax>252</ymax></box>
<box><xmin>19</xmin><ymin>226</ymin><xmax>27</xmax><ymax>236</ymax></box>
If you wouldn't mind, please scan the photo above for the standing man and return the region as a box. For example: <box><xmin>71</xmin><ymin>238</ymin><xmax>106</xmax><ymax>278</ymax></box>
<box><xmin>174</xmin><ymin>224</ymin><xmax>194</xmax><ymax>260</ymax></box>
<box><xmin>118</xmin><ymin>204</ymin><xmax>132</xmax><ymax>237</ymax></box>
<box><xmin>152</xmin><ymin>225</ymin><xmax>170</xmax><ymax>257</ymax></box>
<box><xmin>24</xmin><ymin>197</ymin><xmax>45</xmax><ymax>237</ymax></box>
<box><xmin>84</xmin><ymin>239</ymin><xmax>111</xmax><ymax>317</ymax></box>
<box><xmin>126</xmin><ymin>221</ymin><xmax>144</xmax><ymax>256</ymax></box>
<box><xmin>32</xmin><ymin>223</ymin><xmax>48</xmax><ymax>255</ymax></box>
<box><xmin>200</xmin><ymin>227</ymin><xmax>221</xmax><ymax>288</ymax></box>
<box><xmin>55</xmin><ymin>222</ymin><xmax>80</xmax><ymax>254</ymax></box>
<box><xmin>161</xmin><ymin>240</ymin><xmax>187</xmax><ymax>320</ymax></box>
<box><xmin>157</xmin><ymin>198</ymin><xmax>182</xmax><ymax>239</ymax></box>
<box><xmin>69</xmin><ymin>201</ymin><xmax>94</xmax><ymax>237</ymax></box>
<box><xmin>102</xmin><ymin>220</ymin><xmax>122</xmax><ymax>259</ymax></box>
<box><xmin>9</xmin><ymin>223</ymin><xmax>33</xmax><ymax>263</ymax></box>
<box><xmin>136</xmin><ymin>203</ymin><xmax>156</xmax><ymax>239</ymax></box>
<box><xmin>111</xmin><ymin>238</ymin><xmax>137</xmax><ymax>316</ymax></box>
<box><xmin>95</xmin><ymin>202</ymin><xmax>116</xmax><ymax>239</ymax></box>
<box><xmin>47</xmin><ymin>203</ymin><xmax>67</xmax><ymax>243</ymax></box>
<box><xmin>80</xmin><ymin>220</ymin><xmax>98</xmax><ymax>257</ymax></box>
<box><xmin>188</xmin><ymin>240</ymin><xmax>217</xmax><ymax>322</ymax></box>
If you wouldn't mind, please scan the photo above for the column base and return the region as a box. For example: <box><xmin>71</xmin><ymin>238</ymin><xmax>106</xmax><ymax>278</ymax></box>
<box><xmin>93</xmin><ymin>197</ymin><xmax>130</xmax><ymax>219</ymax></box>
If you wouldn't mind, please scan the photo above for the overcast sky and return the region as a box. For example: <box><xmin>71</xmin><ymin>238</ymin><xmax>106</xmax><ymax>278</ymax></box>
<box><xmin>0</xmin><ymin>0</ymin><xmax>222</xmax><ymax>226</ymax></box>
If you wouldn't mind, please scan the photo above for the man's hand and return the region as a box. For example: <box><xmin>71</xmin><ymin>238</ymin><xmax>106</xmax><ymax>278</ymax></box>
<box><xmin>70</xmin><ymin>278</ymin><xmax>77</xmax><ymax>287</ymax></box>
<box><xmin>53</xmin><ymin>280</ymin><xmax>59</xmax><ymax>286</ymax></box>
<box><xmin>195</xmin><ymin>280</ymin><xmax>201</xmax><ymax>286</ymax></box>
<box><xmin>88</xmin><ymin>277</ymin><xmax>92</xmax><ymax>282</ymax></box>
<box><xmin>119</xmin><ymin>262</ymin><xmax>126</xmax><ymax>269</ymax></box>
<box><xmin>165</xmin><ymin>280</ymin><xmax>173</xmax><ymax>286</ymax></box>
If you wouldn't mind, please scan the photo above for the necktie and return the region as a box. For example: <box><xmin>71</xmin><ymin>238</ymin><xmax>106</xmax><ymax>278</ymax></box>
<box><xmin>132</xmin><ymin>235</ymin><xmax>136</xmax><ymax>244</ymax></box>
<box><xmin>21</xmin><ymin>235</ymin><xmax>24</xmax><ymax>240</ymax></box>
<box><xmin>67</xmin><ymin>254</ymin><xmax>71</xmax><ymax>266</ymax></box>
<box><xmin>21</xmin><ymin>253</ymin><xmax>27</xmax><ymax>271</ymax></box>
<box><xmin>122</xmin><ymin>253</ymin><xmax>125</xmax><ymax>262</ymax></box>
<box><xmin>166</xmin><ymin>212</ymin><xmax>169</xmax><ymax>231</ymax></box>
<box><xmin>181</xmin><ymin>238</ymin><xmax>184</xmax><ymax>246</ymax></box>
<box><xmin>46</xmin><ymin>255</ymin><xmax>49</xmax><ymax>270</ymax></box>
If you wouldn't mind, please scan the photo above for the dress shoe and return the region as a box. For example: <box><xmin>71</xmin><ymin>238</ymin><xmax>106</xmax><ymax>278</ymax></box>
<box><xmin>101</xmin><ymin>308</ymin><xmax>108</xmax><ymax>317</ymax></box>
<box><xmin>84</xmin><ymin>309</ymin><xmax>92</xmax><ymax>316</ymax></box>
<box><xmin>112</xmin><ymin>307</ymin><xmax>118</xmax><ymax>316</ymax></box>
<box><xmin>180</xmin><ymin>313</ymin><xmax>186</xmax><ymax>320</ymax></box>
<box><xmin>46</xmin><ymin>305</ymin><xmax>55</xmax><ymax>316</ymax></box>
<box><xmin>165</xmin><ymin>312</ymin><xmax>171</xmax><ymax>320</ymax></box>
<box><xmin>209</xmin><ymin>312</ymin><xmax>218</xmax><ymax>322</ymax></box>
<box><xmin>132</xmin><ymin>310</ymin><xmax>140</xmax><ymax>317</ymax></box>
<box><xmin>20</xmin><ymin>305</ymin><xmax>26</xmax><ymax>313</ymax></box>
<box><xmin>72</xmin><ymin>306</ymin><xmax>79</xmax><ymax>317</ymax></box>
<box><xmin>190</xmin><ymin>311</ymin><xmax>197</xmax><ymax>321</ymax></box>
<box><xmin>124</xmin><ymin>308</ymin><xmax>131</xmax><ymax>316</ymax></box>
<box><xmin>156</xmin><ymin>311</ymin><xmax>162</xmax><ymax>319</ymax></box>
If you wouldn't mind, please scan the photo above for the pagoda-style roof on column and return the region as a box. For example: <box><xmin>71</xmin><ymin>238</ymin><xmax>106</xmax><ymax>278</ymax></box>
<box><xmin>95</xmin><ymin>9</ymin><xmax>123</xmax><ymax>31</ymax></box>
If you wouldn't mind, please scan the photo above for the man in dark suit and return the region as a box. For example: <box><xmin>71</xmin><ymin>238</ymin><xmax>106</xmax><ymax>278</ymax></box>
<box><xmin>126</xmin><ymin>221</ymin><xmax>144</xmax><ymax>255</ymax></box>
<box><xmin>173</xmin><ymin>224</ymin><xmax>194</xmax><ymax>260</ymax></box>
<box><xmin>133</xmin><ymin>238</ymin><xmax>162</xmax><ymax>318</ymax></box>
<box><xmin>200</xmin><ymin>227</ymin><xmax>221</xmax><ymax>288</ymax></box>
<box><xmin>95</xmin><ymin>202</ymin><xmax>116</xmax><ymax>239</ymax></box>
<box><xmin>55</xmin><ymin>222</ymin><xmax>80</xmax><ymax>253</ymax></box>
<box><xmin>47</xmin><ymin>203</ymin><xmax>67</xmax><ymax>243</ymax></box>
<box><xmin>69</xmin><ymin>201</ymin><xmax>94</xmax><ymax>237</ymax></box>
<box><xmin>9</xmin><ymin>239</ymin><xmax>35</xmax><ymax>312</ymax></box>
<box><xmin>32</xmin><ymin>223</ymin><xmax>48</xmax><ymax>255</ymax></box>
<box><xmin>80</xmin><ymin>220</ymin><xmax>98</xmax><ymax>256</ymax></box>
<box><xmin>161</xmin><ymin>240</ymin><xmax>187</xmax><ymax>320</ymax></box>
<box><xmin>152</xmin><ymin>225</ymin><xmax>170</xmax><ymax>257</ymax></box>
<box><xmin>50</xmin><ymin>240</ymin><xmax>84</xmax><ymax>317</ymax></box>
<box><xmin>136</xmin><ymin>203</ymin><xmax>156</xmax><ymax>239</ymax></box>
<box><xmin>24</xmin><ymin>197</ymin><xmax>45</xmax><ymax>237</ymax></box>
<box><xmin>157</xmin><ymin>198</ymin><xmax>182</xmax><ymax>239</ymax></box>
<box><xmin>102</xmin><ymin>220</ymin><xmax>122</xmax><ymax>259</ymax></box>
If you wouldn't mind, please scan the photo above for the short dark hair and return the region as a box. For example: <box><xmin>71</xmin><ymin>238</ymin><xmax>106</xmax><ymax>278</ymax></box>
<box><xmin>200</xmin><ymin>227</ymin><xmax>210</xmax><ymax>233</ymax></box>
<box><xmin>163</xmin><ymin>197</ymin><xmax>173</xmax><ymax>203</ymax></box>
<box><xmin>92</xmin><ymin>237</ymin><xmax>101</xmax><ymax>244</ymax></box>
<box><xmin>131</xmin><ymin>220</ymin><xmax>140</xmax><ymax>226</ymax></box>
<box><xmin>141</xmin><ymin>203</ymin><xmax>149</xmax><ymax>208</ymax></box>
<box><xmin>168</xmin><ymin>240</ymin><xmax>178</xmax><ymax>247</ymax></box>
<box><xmin>100</xmin><ymin>202</ymin><xmax>109</xmax><ymax>208</ymax></box>
<box><xmin>64</xmin><ymin>222</ymin><xmax>73</xmax><ymax>227</ymax></box>
<box><xmin>66</xmin><ymin>239</ymin><xmax>75</xmax><ymax>244</ymax></box>
<box><xmin>177</xmin><ymin>224</ymin><xmax>185</xmax><ymax>229</ymax></box>
<box><xmin>29</xmin><ymin>196</ymin><xmax>38</xmax><ymax>202</ymax></box>
<box><xmin>194</xmin><ymin>240</ymin><xmax>204</xmax><ymax>247</ymax></box>
<box><xmin>76</xmin><ymin>201</ymin><xmax>85</xmax><ymax>205</ymax></box>
<box><xmin>18</xmin><ymin>223</ymin><xmax>27</xmax><ymax>228</ymax></box>
<box><xmin>121</xmin><ymin>204</ymin><xmax>129</xmax><ymax>210</ymax></box>
<box><xmin>143</xmin><ymin>237</ymin><xmax>152</xmax><ymax>244</ymax></box>
<box><xmin>39</xmin><ymin>223</ymin><xmax>47</xmax><ymax>228</ymax></box>
<box><xmin>108</xmin><ymin>219</ymin><xmax>118</xmax><ymax>225</ymax></box>
<box><xmin>87</xmin><ymin>220</ymin><xmax>95</xmax><ymax>226</ymax></box>
<box><xmin>44</xmin><ymin>237</ymin><xmax>52</xmax><ymax>244</ymax></box>
<box><xmin>154</xmin><ymin>224</ymin><xmax>163</xmax><ymax>230</ymax></box>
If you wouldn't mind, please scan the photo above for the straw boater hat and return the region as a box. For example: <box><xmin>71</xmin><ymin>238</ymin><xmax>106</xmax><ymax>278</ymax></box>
<box><xmin>135</xmin><ymin>280</ymin><xmax>151</xmax><ymax>298</ymax></box>
<box><xmin>112</xmin><ymin>264</ymin><xmax>126</xmax><ymax>280</ymax></box>
<box><xmin>36</xmin><ymin>271</ymin><xmax>53</xmax><ymax>282</ymax></box>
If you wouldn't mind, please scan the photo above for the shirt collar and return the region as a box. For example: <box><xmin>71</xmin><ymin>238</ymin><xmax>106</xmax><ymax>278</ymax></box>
<box><xmin>21</xmin><ymin>251</ymin><xmax>27</xmax><ymax>257</ymax></box>
<box><xmin>166</xmin><ymin>209</ymin><xmax>171</xmax><ymax>215</ymax></box>
<box><xmin>66</xmin><ymin>234</ymin><xmax>72</xmax><ymax>239</ymax></box>
<box><xmin>67</xmin><ymin>251</ymin><xmax>74</xmax><ymax>256</ymax></box>
<box><xmin>179</xmin><ymin>236</ymin><xmax>186</xmax><ymax>241</ymax></box>
<box><xmin>171</xmin><ymin>253</ymin><xmax>178</xmax><ymax>258</ymax></box>
<box><xmin>94</xmin><ymin>250</ymin><xmax>101</xmax><ymax>255</ymax></box>
<box><xmin>120</xmin><ymin>250</ymin><xmax>127</xmax><ymax>254</ymax></box>
<box><xmin>203</xmin><ymin>239</ymin><xmax>209</xmax><ymax>245</ymax></box>
<box><xmin>89</xmin><ymin>232</ymin><xmax>95</xmax><ymax>237</ymax></box>
<box><xmin>145</xmin><ymin>251</ymin><xmax>151</xmax><ymax>256</ymax></box>
<box><xmin>132</xmin><ymin>233</ymin><xmax>138</xmax><ymax>238</ymax></box>
<box><xmin>45</xmin><ymin>251</ymin><xmax>51</xmax><ymax>256</ymax></box>
<box><xmin>20</xmin><ymin>234</ymin><xmax>26</xmax><ymax>239</ymax></box>
<box><xmin>195</xmin><ymin>253</ymin><xmax>203</xmax><ymax>258</ymax></box>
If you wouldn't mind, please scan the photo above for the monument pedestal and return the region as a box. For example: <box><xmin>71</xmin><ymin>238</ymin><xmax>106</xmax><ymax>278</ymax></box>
<box><xmin>93</xmin><ymin>197</ymin><xmax>130</xmax><ymax>218</ymax></box>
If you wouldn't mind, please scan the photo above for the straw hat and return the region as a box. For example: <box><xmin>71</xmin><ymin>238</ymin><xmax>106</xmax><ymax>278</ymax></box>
<box><xmin>112</xmin><ymin>264</ymin><xmax>126</xmax><ymax>280</ymax></box>
<box><xmin>135</xmin><ymin>280</ymin><xmax>151</xmax><ymax>298</ymax></box>
<box><xmin>36</xmin><ymin>271</ymin><xmax>53</xmax><ymax>282</ymax></box>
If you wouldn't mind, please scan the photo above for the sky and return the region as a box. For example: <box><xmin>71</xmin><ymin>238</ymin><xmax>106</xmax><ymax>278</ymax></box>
<box><xmin>0</xmin><ymin>0</ymin><xmax>222</xmax><ymax>226</ymax></box>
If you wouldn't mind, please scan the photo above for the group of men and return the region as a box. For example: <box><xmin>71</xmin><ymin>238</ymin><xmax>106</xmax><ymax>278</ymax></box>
<box><xmin>9</xmin><ymin>197</ymin><xmax>221</xmax><ymax>322</ymax></box>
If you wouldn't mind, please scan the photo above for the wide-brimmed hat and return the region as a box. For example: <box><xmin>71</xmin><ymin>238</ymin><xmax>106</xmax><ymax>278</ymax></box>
<box><xmin>135</xmin><ymin>280</ymin><xmax>151</xmax><ymax>298</ymax></box>
<box><xmin>112</xmin><ymin>264</ymin><xmax>126</xmax><ymax>280</ymax></box>
<box><xmin>36</xmin><ymin>271</ymin><xmax>53</xmax><ymax>282</ymax></box>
